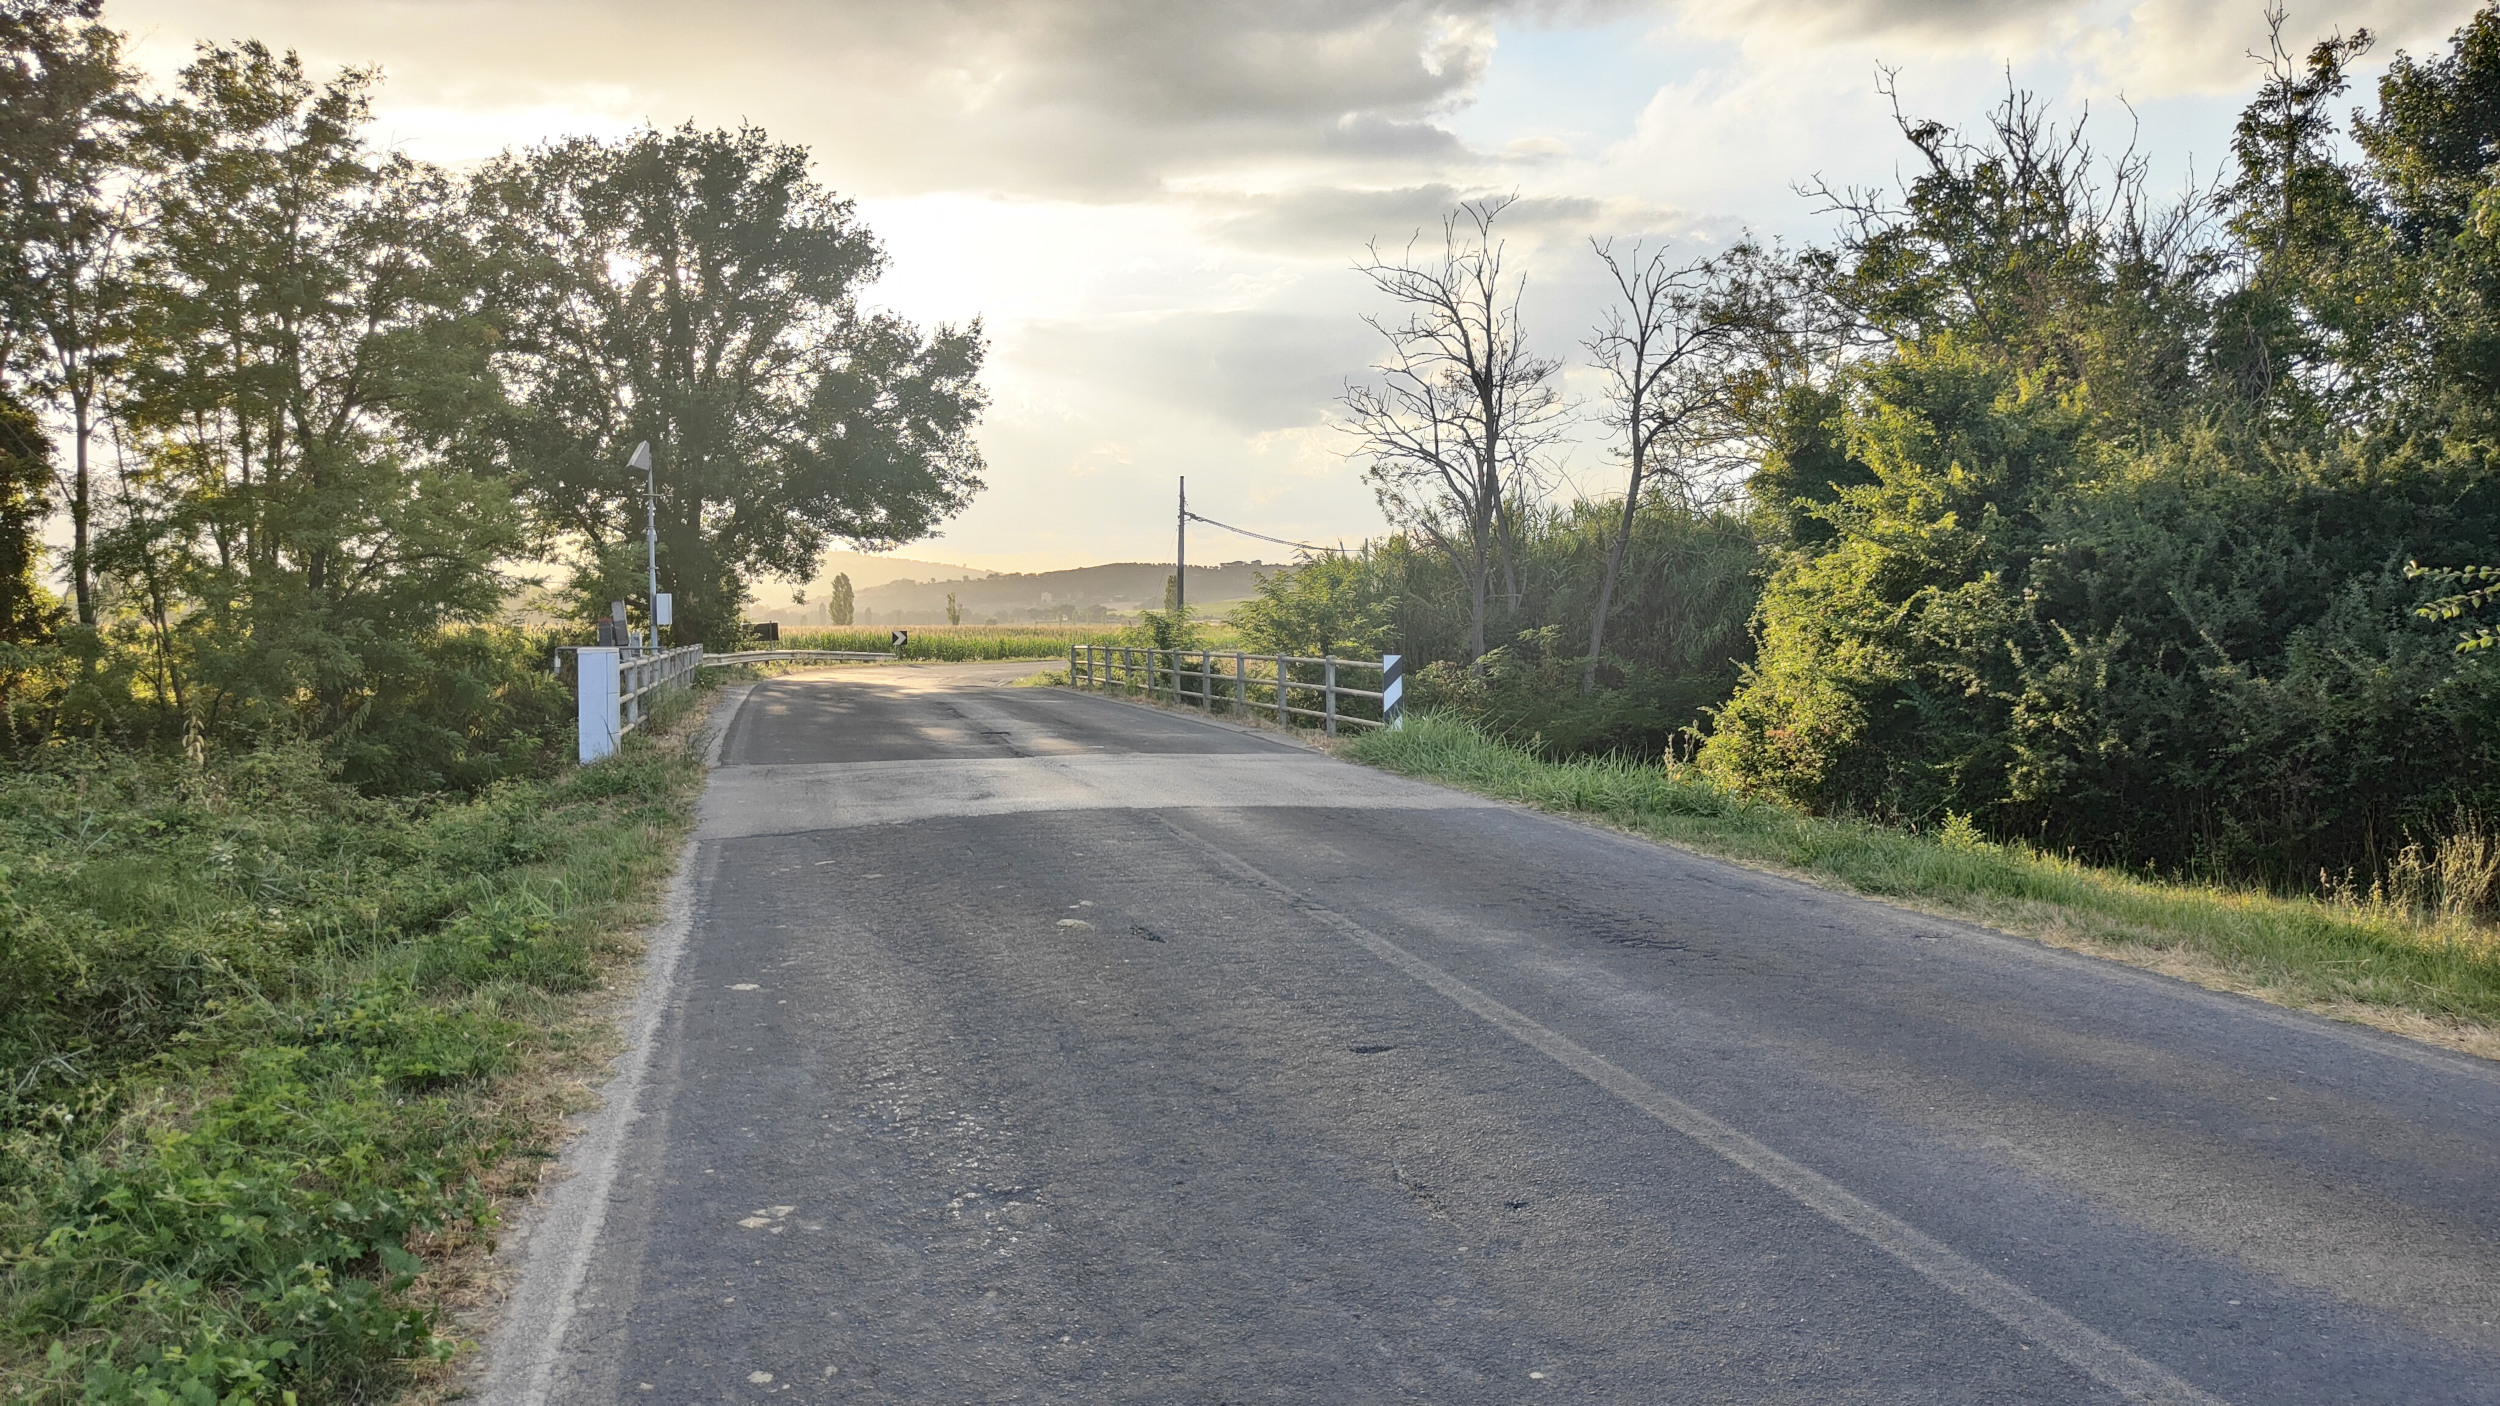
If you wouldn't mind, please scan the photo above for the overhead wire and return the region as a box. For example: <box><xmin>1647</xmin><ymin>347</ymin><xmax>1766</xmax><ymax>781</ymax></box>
<box><xmin>1182</xmin><ymin>510</ymin><xmax>1346</xmax><ymax>557</ymax></box>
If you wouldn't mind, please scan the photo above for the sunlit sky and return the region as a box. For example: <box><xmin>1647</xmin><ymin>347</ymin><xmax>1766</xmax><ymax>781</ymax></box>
<box><xmin>115</xmin><ymin>0</ymin><xmax>2481</xmax><ymax>573</ymax></box>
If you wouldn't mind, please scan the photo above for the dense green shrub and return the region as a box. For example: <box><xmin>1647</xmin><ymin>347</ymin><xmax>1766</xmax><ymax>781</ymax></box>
<box><xmin>1699</xmin><ymin>6</ymin><xmax>2500</xmax><ymax>886</ymax></box>
<box><xmin>0</xmin><ymin>724</ymin><xmax>701</xmax><ymax>1401</ymax></box>
<box><xmin>1246</xmin><ymin>503</ymin><xmax>1759</xmax><ymax>760</ymax></box>
<box><xmin>1712</xmin><ymin>357</ymin><xmax>2500</xmax><ymax>880</ymax></box>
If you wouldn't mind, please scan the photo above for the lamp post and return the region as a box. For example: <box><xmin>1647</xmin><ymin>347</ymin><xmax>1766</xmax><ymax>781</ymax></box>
<box><xmin>630</xmin><ymin>440</ymin><xmax>659</xmax><ymax>649</ymax></box>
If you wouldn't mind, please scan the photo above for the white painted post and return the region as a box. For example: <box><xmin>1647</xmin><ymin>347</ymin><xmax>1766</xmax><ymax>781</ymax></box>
<box><xmin>1382</xmin><ymin>653</ymin><xmax>1404</xmax><ymax>730</ymax></box>
<box><xmin>1324</xmin><ymin>657</ymin><xmax>1338</xmax><ymax>737</ymax></box>
<box><xmin>578</xmin><ymin>646</ymin><xmax>621</xmax><ymax>763</ymax></box>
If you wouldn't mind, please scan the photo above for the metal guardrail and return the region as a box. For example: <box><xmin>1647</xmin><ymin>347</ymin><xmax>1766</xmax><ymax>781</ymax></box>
<box><xmin>577</xmin><ymin>644</ymin><xmax>704</xmax><ymax>763</ymax></box>
<box><xmin>702</xmin><ymin>649</ymin><xmax>897</xmax><ymax>665</ymax></box>
<box><xmin>1070</xmin><ymin>644</ymin><xmax>1403</xmax><ymax>736</ymax></box>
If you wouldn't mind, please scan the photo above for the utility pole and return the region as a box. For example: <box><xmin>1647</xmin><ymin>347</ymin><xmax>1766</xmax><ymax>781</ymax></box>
<box><xmin>630</xmin><ymin>440</ymin><xmax>659</xmax><ymax>649</ymax></box>
<box><xmin>1175</xmin><ymin>476</ymin><xmax>1186</xmax><ymax>622</ymax></box>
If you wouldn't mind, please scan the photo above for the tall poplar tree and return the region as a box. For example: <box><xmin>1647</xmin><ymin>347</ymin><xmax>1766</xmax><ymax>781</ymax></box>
<box><xmin>473</xmin><ymin>123</ymin><xmax>988</xmax><ymax>645</ymax></box>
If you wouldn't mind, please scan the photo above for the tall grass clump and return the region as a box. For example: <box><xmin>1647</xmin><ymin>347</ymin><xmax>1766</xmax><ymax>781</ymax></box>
<box><xmin>1349</xmin><ymin>715</ymin><xmax>2500</xmax><ymax>1031</ymax></box>
<box><xmin>0</xmin><ymin>688</ymin><xmax>709</xmax><ymax>1402</ymax></box>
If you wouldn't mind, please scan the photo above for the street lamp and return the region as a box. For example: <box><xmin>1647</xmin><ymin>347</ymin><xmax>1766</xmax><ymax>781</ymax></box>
<box><xmin>629</xmin><ymin>440</ymin><xmax>669</xmax><ymax>648</ymax></box>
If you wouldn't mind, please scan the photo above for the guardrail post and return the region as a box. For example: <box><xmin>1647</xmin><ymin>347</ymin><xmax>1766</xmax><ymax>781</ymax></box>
<box><xmin>1199</xmin><ymin>650</ymin><xmax>1211</xmax><ymax>710</ymax></box>
<box><xmin>1324</xmin><ymin>657</ymin><xmax>1338</xmax><ymax>737</ymax></box>
<box><xmin>1234</xmin><ymin>651</ymin><xmax>1245</xmax><ymax>715</ymax></box>
<box><xmin>1274</xmin><ymin>654</ymin><xmax>1287</xmax><ymax>725</ymax></box>
<box><xmin>578</xmin><ymin>646</ymin><xmax>621</xmax><ymax>764</ymax></box>
<box><xmin>1382</xmin><ymin>653</ymin><xmax>1403</xmax><ymax>730</ymax></box>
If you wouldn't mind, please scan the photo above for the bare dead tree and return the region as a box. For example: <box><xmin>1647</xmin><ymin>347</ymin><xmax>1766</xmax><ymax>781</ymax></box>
<box><xmin>1342</xmin><ymin>196</ymin><xmax>1564</xmax><ymax>677</ymax></box>
<box><xmin>1579</xmin><ymin>238</ymin><xmax>1772</xmax><ymax>693</ymax></box>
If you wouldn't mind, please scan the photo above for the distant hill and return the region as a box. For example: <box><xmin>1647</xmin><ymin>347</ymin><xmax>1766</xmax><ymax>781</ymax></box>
<box><xmin>755</xmin><ymin>559</ymin><xmax>1287</xmax><ymax>627</ymax></box>
<box><xmin>811</xmin><ymin>549</ymin><xmax>991</xmax><ymax>591</ymax></box>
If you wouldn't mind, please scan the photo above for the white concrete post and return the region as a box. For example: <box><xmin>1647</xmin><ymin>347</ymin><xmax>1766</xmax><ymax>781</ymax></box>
<box><xmin>578</xmin><ymin>646</ymin><xmax>621</xmax><ymax>763</ymax></box>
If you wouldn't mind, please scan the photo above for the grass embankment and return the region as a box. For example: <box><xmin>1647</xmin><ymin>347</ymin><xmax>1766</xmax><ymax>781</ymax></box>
<box><xmin>780</xmin><ymin>623</ymin><xmax>1245</xmax><ymax>661</ymax></box>
<box><xmin>0</xmin><ymin>685</ymin><xmax>715</xmax><ymax>1403</ymax></box>
<box><xmin>1347</xmin><ymin>716</ymin><xmax>2500</xmax><ymax>1051</ymax></box>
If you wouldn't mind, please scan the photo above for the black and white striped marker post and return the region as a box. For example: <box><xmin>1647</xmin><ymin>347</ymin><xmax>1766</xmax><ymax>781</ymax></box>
<box><xmin>1382</xmin><ymin>653</ymin><xmax>1404</xmax><ymax>730</ymax></box>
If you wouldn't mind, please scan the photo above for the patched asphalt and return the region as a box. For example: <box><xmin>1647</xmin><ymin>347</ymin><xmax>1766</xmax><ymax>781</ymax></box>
<box><xmin>488</xmin><ymin>663</ymin><xmax>2500</xmax><ymax>1404</ymax></box>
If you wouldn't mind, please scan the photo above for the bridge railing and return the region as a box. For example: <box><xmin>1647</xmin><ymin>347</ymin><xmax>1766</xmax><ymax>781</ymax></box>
<box><xmin>576</xmin><ymin>644</ymin><xmax>704</xmax><ymax>763</ymax></box>
<box><xmin>1069</xmin><ymin>644</ymin><xmax>1404</xmax><ymax>737</ymax></box>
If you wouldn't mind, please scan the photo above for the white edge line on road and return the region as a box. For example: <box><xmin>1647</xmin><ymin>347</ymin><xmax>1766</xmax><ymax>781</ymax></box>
<box><xmin>476</xmin><ymin>684</ymin><xmax>749</xmax><ymax>1405</ymax></box>
<box><xmin>703</xmin><ymin>681</ymin><xmax>756</xmax><ymax>768</ymax></box>
<box><xmin>1164</xmin><ymin>822</ymin><xmax>2230</xmax><ymax>1406</ymax></box>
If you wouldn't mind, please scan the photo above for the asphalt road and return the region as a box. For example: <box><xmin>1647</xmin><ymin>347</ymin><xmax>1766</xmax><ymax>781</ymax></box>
<box><xmin>483</xmin><ymin>662</ymin><xmax>2500</xmax><ymax>1404</ymax></box>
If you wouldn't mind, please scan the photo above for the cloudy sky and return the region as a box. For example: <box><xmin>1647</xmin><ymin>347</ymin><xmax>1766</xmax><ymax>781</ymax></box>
<box><xmin>116</xmin><ymin>0</ymin><xmax>2481</xmax><ymax>573</ymax></box>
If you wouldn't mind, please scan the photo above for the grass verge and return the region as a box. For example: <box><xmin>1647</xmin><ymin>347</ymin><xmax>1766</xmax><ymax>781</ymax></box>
<box><xmin>1345</xmin><ymin>715</ymin><xmax>2500</xmax><ymax>1057</ymax></box>
<box><xmin>0</xmin><ymin>680</ymin><xmax>718</xmax><ymax>1403</ymax></box>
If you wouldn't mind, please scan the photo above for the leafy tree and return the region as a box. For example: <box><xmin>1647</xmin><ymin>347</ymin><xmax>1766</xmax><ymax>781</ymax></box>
<box><xmin>2345</xmin><ymin>3</ymin><xmax>2500</xmax><ymax>438</ymax></box>
<box><xmin>0</xmin><ymin>0</ymin><xmax>146</xmax><ymax>625</ymax></box>
<box><xmin>2410</xmin><ymin>561</ymin><xmax>2500</xmax><ymax>651</ymax></box>
<box><xmin>0</xmin><ymin>386</ymin><xmax>56</xmax><ymax>641</ymax></box>
<box><xmin>2212</xmin><ymin>3</ymin><xmax>2376</xmax><ymax>425</ymax></box>
<box><xmin>1710</xmin><ymin>339</ymin><xmax>2087</xmax><ymax>817</ymax></box>
<box><xmin>828</xmin><ymin>570</ymin><xmax>853</xmax><ymax>625</ymax></box>
<box><xmin>116</xmin><ymin>42</ymin><xmax>519</xmax><ymax>737</ymax></box>
<box><xmin>1801</xmin><ymin>76</ymin><xmax>2221</xmax><ymax>443</ymax></box>
<box><xmin>1706</xmin><ymin>14</ymin><xmax>2500</xmax><ymax>881</ymax></box>
<box><xmin>472</xmin><ymin>123</ymin><xmax>987</xmax><ymax>646</ymax></box>
<box><xmin>1234</xmin><ymin>551</ymin><xmax>1392</xmax><ymax>659</ymax></box>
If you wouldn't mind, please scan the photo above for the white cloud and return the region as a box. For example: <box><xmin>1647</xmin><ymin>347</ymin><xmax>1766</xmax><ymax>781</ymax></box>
<box><xmin>101</xmin><ymin>0</ymin><xmax>2489</xmax><ymax>569</ymax></box>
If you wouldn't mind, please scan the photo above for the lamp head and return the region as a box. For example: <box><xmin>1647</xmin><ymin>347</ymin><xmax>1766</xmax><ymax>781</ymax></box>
<box><xmin>628</xmin><ymin>440</ymin><xmax>653</xmax><ymax>473</ymax></box>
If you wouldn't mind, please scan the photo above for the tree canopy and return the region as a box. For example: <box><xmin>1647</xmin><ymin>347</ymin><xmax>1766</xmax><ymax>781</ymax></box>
<box><xmin>473</xmin><ymin>123</ymin><xmax>986</xmax><ymax>645</ymax></box>
<box><xmin>0</xmin><ymin>5</ymin><xmax>988</xmax><ymax>770</ymax></box>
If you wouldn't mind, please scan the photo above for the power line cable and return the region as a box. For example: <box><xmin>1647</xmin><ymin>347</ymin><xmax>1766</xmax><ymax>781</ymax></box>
<box><xmin>1182</xmin><ymin>510</ymin><xmax>1345</xmax><ymax>556</ymax></box>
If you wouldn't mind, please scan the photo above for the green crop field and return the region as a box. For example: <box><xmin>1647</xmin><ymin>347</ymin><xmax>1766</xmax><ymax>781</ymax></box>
<box><xmin>777</xmin><ymin>623</ymin><xmax>1245</xmax><ymax>661</ymax></box>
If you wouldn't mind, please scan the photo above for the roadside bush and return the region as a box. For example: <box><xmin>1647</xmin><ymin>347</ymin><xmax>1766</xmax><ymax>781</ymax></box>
<box><xmin>1708</xmin><ymin>346</ymin><xmax>2500</xmax><ymax>883</ymax></box>
<box><xmin>0</xmin><ymin>719</ymin><xmax>703</xmax><ymax>1401</ymax></box>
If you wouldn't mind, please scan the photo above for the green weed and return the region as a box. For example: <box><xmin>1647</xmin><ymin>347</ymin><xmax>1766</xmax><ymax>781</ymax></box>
<box><xmin>1</xmin><ymin>693</ymin><xmax>706</xmax><ymax>1402</ymax></box>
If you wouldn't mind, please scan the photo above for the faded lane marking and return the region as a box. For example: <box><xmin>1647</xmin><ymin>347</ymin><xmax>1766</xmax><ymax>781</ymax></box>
<box><xmin>698</xmin><ymin>753</ymin><xmax>1498</xmax><ymax>838</ymax></box>
<box><xmin>1174</xmin><ymin>821</ymin><xmax>2231</xmax><ymax>1406</ymax></box>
